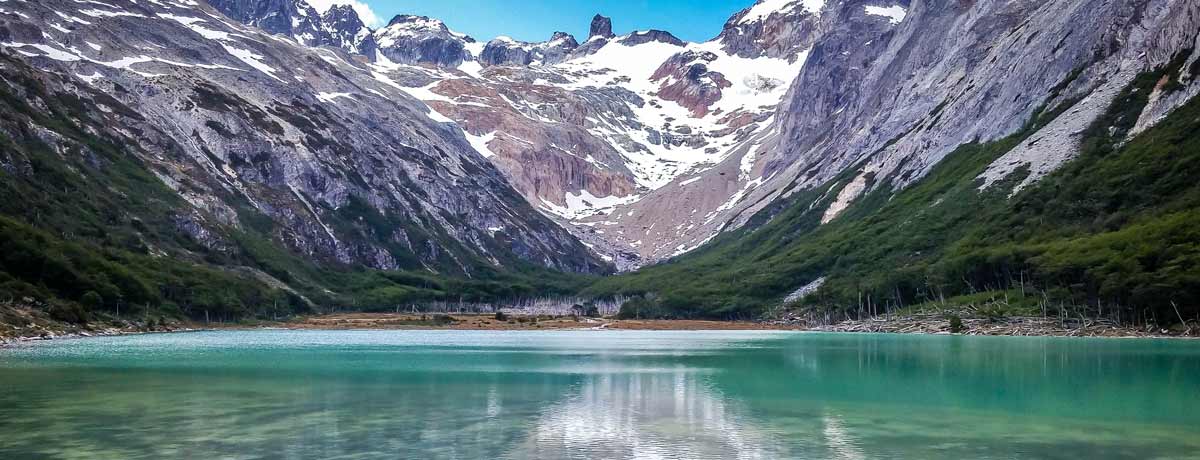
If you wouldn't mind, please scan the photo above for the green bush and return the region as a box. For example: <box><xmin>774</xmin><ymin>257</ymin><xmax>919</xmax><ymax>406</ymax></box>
<box><xmin>80</xmin><ymin>291</ymin><xmax>103</xmax><ymax>310</ymax></box>
<box><xmin>947</xmin><ymin>314</ymin><xmax>965</xmax><ymax>334</ymax></box>
<box><xmin>48</xmin><ymin>301</ymin><xmax>88</xmax><ymax>324</ymax></box>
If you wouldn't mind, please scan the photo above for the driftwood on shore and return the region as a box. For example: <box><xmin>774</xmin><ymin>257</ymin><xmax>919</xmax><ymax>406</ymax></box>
<box><xmin>767</xmin><ymin>313</ymin><xmax>1196</xmax><ymax>338</ymax></box>
<box><xmin>349</xmin><ymin>296</ymin><xmax>627</xmax><ymax>317</ymax></box>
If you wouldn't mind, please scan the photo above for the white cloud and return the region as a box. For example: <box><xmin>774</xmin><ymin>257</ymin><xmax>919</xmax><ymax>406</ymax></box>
<box><xmin>305</xmin><ymin>0</ymin><xmax>382</xmax><ymax>27</ymax></box>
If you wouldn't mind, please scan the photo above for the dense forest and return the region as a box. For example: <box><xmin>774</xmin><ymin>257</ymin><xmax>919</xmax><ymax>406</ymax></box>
<box><xmin>586</xmin><ymin>57</ymin><xmax>1200</xmax><ymax>326</ymax></box>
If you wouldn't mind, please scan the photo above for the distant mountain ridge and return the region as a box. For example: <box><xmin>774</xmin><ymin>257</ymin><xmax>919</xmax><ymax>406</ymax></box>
<box><xmin>199</xmin><ymin>0</ymin><xmax>832</xmax><ymax>268</ymax></box>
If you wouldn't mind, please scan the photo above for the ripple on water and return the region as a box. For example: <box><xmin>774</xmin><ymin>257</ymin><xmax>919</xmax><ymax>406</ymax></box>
<box><xmin>1</xmin><ymin>330</ymin><xmax>1198</xmax><ymax>459</ymax></box>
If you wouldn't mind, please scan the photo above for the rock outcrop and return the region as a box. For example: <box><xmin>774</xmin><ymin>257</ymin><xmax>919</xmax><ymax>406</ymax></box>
<box><xmin>652</xmin><ymin>0</ymin><xmax>1200</xmax><ymax>264</ymax></box>
<box><xmin>374</xmin><ymin>15</ymin><xmax>476</xmax><ymax>68</ymax></box>
<box><xmin>619</xmin><ymin>30</ymin><xmax>686</xmax><ymax>47</ymax></box>
<box><xmin>651</xmin><ymin>51</ymin><xmax>733</xmax><ymax>117</ymax></box>
<box><xmin>718</xmin><ymin>0</ymin><xmax>828</xmax><ymax>60</ymax></box>
<box><xmin>589</xmin><ymin>14</ymin><xmax>615</xmax><ymax>40</ymax></box>
<box><xmin>479</xmin><ymin>32</ymin><xmax>579</xmax><ymax>67</ymax></box>
<box><xmin>208</xmin><ymin>0</ymin><xmax>376</xmax><ymax>58</ymax></box>
<box><xmin>0</xmin><ymin>0</ymin><xmax>608</xmax><ymax>275</ymax></box>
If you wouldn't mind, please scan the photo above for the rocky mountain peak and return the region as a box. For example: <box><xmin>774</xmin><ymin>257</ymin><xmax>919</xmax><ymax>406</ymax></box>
<box><xmin>620</xmin><ymin>29</ymin><xmax>686</xmax><ymax>47</ymax></box>
<box><xmin>319</xmin><ymin>4</ymin><xmax>377</xmax><ymax>58</ymax></box>
<box><xmin>387</xmin><ymin>14</ymin><xmax>448</xmax><ymax>31</ymax></box>
<box><xmin>207</xmin><ymin>0</ymin><xmax>375</xmax><ymax>58</ymax></box>
<box><xmin>206</xmin><ymin>0</ymin><xmax>302</xmax><ymax>36</ymax></box>
<box><xmin>589</xmin><ymin>14</ymin><xmax>615</xmax><ymax>40</ymax></box>
<box><xmin>479</xmin><ymin>31</ymin><xmax>580</xmax><ymax>66</ymax></box>
<box><xmin>374</xmin><ymin>14</ymin><xmax>475</xmax><ymax>67</ymax></box>
<box><xmin>717</xmin><ymin>0</ymin><xmax>831</xmax><ymax>60</ymax></box>
<box><xmin>323</xmin><ymin>4</ymin><xmax>363</xmax><ymax>28</ymax></box>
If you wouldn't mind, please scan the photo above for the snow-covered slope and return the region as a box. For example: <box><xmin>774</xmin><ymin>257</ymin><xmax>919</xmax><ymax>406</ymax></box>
<box><xmin>325</xmin><ymin>5</ymin><xmax>825</xmax><ymax>269</ymax></box>
<box><xmin>196</xmin><ymin>0</ymin><xmax>832</xmax><ymax>269</ymax></box>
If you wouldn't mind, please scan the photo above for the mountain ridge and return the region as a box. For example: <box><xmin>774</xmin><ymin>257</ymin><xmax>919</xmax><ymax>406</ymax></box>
<box><xmin>1</xmin><ymin>0</ymin><xmax>1198</xmax><ymax>327</ymax></box>
<box><xmin>210</xmin><ymin>0</ymin><xmax>830</xmax><ymax>268</ymax></box>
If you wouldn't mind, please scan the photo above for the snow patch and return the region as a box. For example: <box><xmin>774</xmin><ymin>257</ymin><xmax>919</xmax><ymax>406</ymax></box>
<box><xmin>76</xmin><ymin>71</ymin><xmax>104</xmax><ymax>84</ymax></box>
<box><xmin>864</xmin><ymin>5</ymin><xmax>906</xmax><ymax>24</ymax></box>
<box><xmin>316</xmin><ymin>92</ymin><xmax>354</xmax><ymax>103</ymax></box>
<box><xmin>464</xmin><ymin>130</ymin><xmax>498</xmax><ymax>158</ymax></box>
<box><xmin>78</xmin><ymin>8</ymin><xmax>144</xmax><ymax>18</ymax></box>
<box><xmin>739</xmin><ymin>0</ymin><xmax>823</xmax><ymax>25</ymax></box>
<box><xmin>160</xmin><ymin>14</ymin><xmax>231</xmax><ymax>40</ymax></box>
<box><xmin>221</xmin><ymin>44</ymin><xmax>284</xmax><ymax>81</ymax></box>
<box><xmin>0</xmin><ymin>42</ymin><xmax>82</xmax><ymax>61</ymax></box>
<box><xmin>540</xmin><ymin>190</ymin><xmax>640</xmax><ymax>220</ymax></box>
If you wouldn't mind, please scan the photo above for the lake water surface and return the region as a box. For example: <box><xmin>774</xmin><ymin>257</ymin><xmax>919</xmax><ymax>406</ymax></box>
<box><xmin>1</xmin><ymin>330</ymin><xmax>1198</xmax><ymax>459</ymax></box>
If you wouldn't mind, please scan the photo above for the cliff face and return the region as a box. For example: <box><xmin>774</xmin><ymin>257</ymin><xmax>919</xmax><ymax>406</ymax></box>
<box><xmin>582</xmin><ymin>0</ymin><xmax>1200</xmax><ymax>321</ymax></box>
<box><xmin>0</xmin><ymin>0</ymin><xmax>608</xmax><ymax>275</ymax></box>
<box><xmin>479</xmin><ymin>33</ymin><xmax>579</xmax><ymax>67</ymax></box>
<box><xmin>373</xmin><ymin>15</ymin><xmax>476</xmax><ymax>68</ymax></box>
<box><xmin>207</xmin><ymin>0</ymin><xmax>376</xmax><ymax>58</ymax></box>
<box><xmin>630</xmin><ymin>0</ymin><xmax>1200</xmax><ymax>262</ymax></box>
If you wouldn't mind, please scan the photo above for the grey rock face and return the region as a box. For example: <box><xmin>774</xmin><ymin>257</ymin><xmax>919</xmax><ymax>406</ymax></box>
<box><xmin>206</xmin><ymin>0</ymin><xmax>299</xmax><ymax>35</ymax></box>
<box><xmin>718</xmin><ymin>0</ymin><xmax>836</xmax><ymax>60</ymax></box>
<box><xmin>207</xmin><ymin>0</ymin><xmax>375</xmax><ymax>58</ymax></box>
<box><xmin>0</xmin><ymin>0</ymin><xmax>609</xmax><ymax>275</ymax></box>
<box><xmin>589</xmin><ymin>14</ymin><xmax>614</xmax><ymax>40</ymax></box>
<box><xmin>374</xmin><ymin>15</ymin><xmax>475</xmax><ymax>68</ymax></box>
<box><xmin>479</xmin><ymin>32</ymin><xmax>578</xmax><ymax>67</ymax></box>
<box><xmin>539</xmin><ymin>32</ymin><xmax>580</xmax><ymax>64</ymax></box>
<box><xmin>321</xmin><ymin>5</ymin><xmax>377</xmax><ymax>58</ymax></box>
<box><xmin>707</xmin><ymin>0</ymin><xmax>1200</xmax><ymax>244</ymax></box>
<box><xmin>620</xmin><ymin>30</ymin><xmax>686</xmax><ymax>47</ymax></box>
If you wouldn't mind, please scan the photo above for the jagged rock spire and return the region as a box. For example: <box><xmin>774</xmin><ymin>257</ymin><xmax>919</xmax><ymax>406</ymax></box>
<box><xmin>589</xmin><ymin>14</ymin><xmax>614</xmax><ymax>39</ymax></box>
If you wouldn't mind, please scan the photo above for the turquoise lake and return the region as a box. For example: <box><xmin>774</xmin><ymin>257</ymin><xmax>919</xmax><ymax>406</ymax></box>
<box><xmin>1</xmin><ymin>330</ymin><xmax>1198</xmax><ymax>459</ymax></box>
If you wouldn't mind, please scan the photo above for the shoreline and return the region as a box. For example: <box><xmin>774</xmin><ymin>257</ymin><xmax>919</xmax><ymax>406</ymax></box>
<box><xmin>3</xmin><ymin>312</ymin><xmax>1195</xmax><ymax>346</ymax></box>
<box><xmin>804</xmin><ymin>314</ymin><xmax>1197</xmax><ymax>338</ymax></box>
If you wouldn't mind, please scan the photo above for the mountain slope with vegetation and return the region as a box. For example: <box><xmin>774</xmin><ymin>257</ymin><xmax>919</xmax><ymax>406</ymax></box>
<box><xmin>586</xmin><ymin>57</ymin><xmax>1200</xmax><ymax>325</ymax></box>
<box><xmin>0</xmin><ymin>52</ymin><xmax>591</xmax><ymax>330</ymax></box>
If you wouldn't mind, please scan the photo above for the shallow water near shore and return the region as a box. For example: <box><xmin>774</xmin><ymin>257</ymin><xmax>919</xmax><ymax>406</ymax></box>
<box><xmin>1</xmin><ymin>330</ymin><xmax>1198</xmax><ymax>459</ymax></box>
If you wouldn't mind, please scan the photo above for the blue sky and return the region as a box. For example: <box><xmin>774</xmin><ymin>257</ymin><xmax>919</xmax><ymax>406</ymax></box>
<box><xmin>310</xmin><ymin>1</ymin><xmax>758</xmax><ymax>43</ymax></box>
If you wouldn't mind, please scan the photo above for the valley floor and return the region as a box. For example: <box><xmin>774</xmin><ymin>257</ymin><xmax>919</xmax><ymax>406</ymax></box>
<box><xmin>282</xmin><ymin>313</ymin><xmax>797</xmax><ymax>331</ymax></box>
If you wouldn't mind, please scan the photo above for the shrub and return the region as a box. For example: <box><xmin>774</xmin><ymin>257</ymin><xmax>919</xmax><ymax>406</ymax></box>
<box><xmin>947</xmin><ymin>314</ymin><xmax>965</xmax><ymax>334</ymax></box>
<box><xmin>48</xmin><ymin>301</ymin><xmax>88</xmax><ymax>324</ymax></box>
<box><xmin>81</xmin><ymin>291</ymin><xmax>103</xmax><ymax>310</ymax></box>
<box><xmin>617</xmin><ymin>295</ymin><xmax>671</xmax><ymax>319</ymax></box>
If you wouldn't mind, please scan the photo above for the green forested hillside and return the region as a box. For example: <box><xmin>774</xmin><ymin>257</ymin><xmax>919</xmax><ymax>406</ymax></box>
<box><xmin>586</xmin><ymin>61</ymin><xmax>1200</xmax><ymax>325</ymax></box>
<box><xmin>0</xmin><ymin>56</ymin><xmax>589</xmax><ymax>326</ymax></box>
